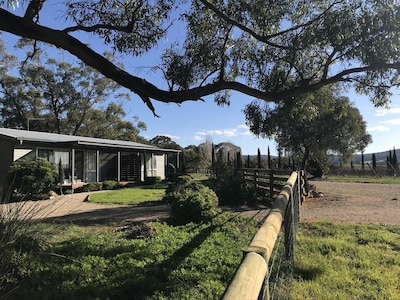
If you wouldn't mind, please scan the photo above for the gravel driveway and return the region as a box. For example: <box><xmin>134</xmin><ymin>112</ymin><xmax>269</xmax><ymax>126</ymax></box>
<box><xmin>302</xmin><ymin>180</ymin><xmax>400</xmax><ymax>225</ymax></box>
<box><xmin>2</xmin><ymin>181</ymin><xmax>400</xmax><ymax>226</ymax></box>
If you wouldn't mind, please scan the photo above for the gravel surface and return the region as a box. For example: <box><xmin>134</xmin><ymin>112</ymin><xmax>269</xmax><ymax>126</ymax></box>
<box><xmin>301</xmin><ymin>181</ymin><xmax>400</xmax><ymax>225</ymax></box>
<box><xmin>2</xmin><ymin>181</ymin><xmax>400</xmax><ymax>226</ymax></box>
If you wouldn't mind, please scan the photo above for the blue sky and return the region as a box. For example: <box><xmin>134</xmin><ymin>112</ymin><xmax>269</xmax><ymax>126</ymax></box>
<box><xmin>2</xmin><ymin>3</ymin><xmax>400</xmax><ymax>156</ymax></box>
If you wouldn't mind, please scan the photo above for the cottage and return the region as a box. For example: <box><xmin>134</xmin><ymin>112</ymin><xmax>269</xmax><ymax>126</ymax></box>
<box><xmin>0</xmin><ymin>128</ymin><xmax>180</xmax><ymax>188</ymax></box>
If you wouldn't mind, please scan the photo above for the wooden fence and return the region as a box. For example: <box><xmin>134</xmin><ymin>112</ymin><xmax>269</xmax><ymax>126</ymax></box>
<box><xmin>223</xmin><ymin>170</ymin><xmax>306</xmax><ymax>300</ymax></box>
<box><xmin>242</xmin><ymin>168</ymin><xmax>292</xmax><ymax>198</ymax></box>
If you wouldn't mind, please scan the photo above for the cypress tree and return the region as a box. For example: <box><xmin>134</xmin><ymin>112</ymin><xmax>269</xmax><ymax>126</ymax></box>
<box><xmin>257</xmin><ymin>148</ymin><xmax>262</xmax><ymax>169</ymax></box>
<box><xmin>267</xmin><ymin>146</ymin><xmax>271</xmax><ymax>169</ymax></box>
<box><xmin>278</xmin><ymin>150</ymin><xmax>282</xmax><ymax>169</ymax></box>
<box><xmin>247</xmin><ymin>155</ymin><xmax>250</xmax><ymax>168</ymax></box>
<box><xmin>361</xmin><ymin>152</ymin><xmax>365</xmax><ymax>171</ymax></box>
<box><xmin>372</xmin><ymin>153</ymin><xmax>377</xmax><ymax>170</ymax></box>
<box><xmin>236</xmin><ymin>151</ymin><xmax>242</xmax><ymax>169</ymax></box>
<box><xmin>211</xmin><ymin>143</ymin><xmax>215</xmax><ymax>173</ymax></box>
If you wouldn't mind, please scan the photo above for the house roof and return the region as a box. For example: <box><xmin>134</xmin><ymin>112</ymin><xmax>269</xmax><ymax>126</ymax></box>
<box><xmin>0</xmin><ymin>128</ymin><xmax>180</xmax><ymax>153</ymax></box>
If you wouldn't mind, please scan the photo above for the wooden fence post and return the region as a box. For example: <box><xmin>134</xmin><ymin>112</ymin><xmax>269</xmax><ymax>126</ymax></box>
<box><xmin>269</xmin><ymin>170</ymin><xmax>274</xmax><ymax>199</ymax></box>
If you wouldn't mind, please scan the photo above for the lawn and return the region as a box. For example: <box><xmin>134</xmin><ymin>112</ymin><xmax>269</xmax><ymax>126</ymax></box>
<box><xmin>324</xmin><ymin>175</ymin><xmax>400</xmax><ymax>184</ymax></box>
<box><xmin>88</xmin><ymin>187</ymin><xmax>166</xmax><ymax>205</ymax></box>
<box><xmin>276</xmin><ymin>222</ymin><xmax>400</xmax><ymax>299</ymax></box>
<box><xmin>5</xmin><ymin>214</ymin><xmax>258</xmax><ymax>299</ymax></box>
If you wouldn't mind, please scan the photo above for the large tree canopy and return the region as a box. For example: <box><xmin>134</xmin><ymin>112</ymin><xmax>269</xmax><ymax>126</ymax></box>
<box><xmin>245</xmin><ymin>86</ymin><xmax>372</xmax><ymax>169</ymax></box>
<box><xmin>0</xmin><ymin>42</ymin><xmax>147</xmax><ymax>141</ymax></box>
<box><xmin>1</xmin><ymin>0</ymin><xmax>400</xmax><ymax>116</ymax></box>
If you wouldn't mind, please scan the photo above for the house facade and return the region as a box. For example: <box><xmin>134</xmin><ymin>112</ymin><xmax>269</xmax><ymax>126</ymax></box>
<box><xmin>0</xmin><ymin>128</ymin><xmax>180</xmax><ymax>188</ymax></box>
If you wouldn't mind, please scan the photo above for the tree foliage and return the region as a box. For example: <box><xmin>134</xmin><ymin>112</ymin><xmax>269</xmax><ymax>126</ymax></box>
<box><xmin>0</xmin><ymin>1</ymin><xmax>400</xmax><ymax>115</ymax></box>
<box><xmin>149</xmin><ymin>135</ymin><xmax>181</xmax><ymax>149</ymax></box>
<box><xmin>245</xmin><ymin>86</ymin><xmax>372</xmax><ymax>169</ymax></box>
<box><xmin>0</xmin><ymin>42</ymin><xmax>146</xmax><ymax>141</ymax></box>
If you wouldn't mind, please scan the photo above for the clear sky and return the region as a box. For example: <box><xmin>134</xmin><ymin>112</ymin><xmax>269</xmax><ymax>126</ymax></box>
<box><xmin>2</xmin><ymin>2</ymin><xmax>400</xmax><ymax>156</ymax></box>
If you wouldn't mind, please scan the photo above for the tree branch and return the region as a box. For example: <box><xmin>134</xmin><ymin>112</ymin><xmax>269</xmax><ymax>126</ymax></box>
<box><xmin>1</xmin><ymin>8</ymin><xmax>399</xmax><ymax>114</ymax></box>
<box><xmin>63</xmin><ymin>23</ymin><xmax>134</xmax><ymax>34</ymax></box>
<box><xmin>24</xmin><ymin>0</ymin><xmax>46</xmax><ymax>22</ymax></box>
<box><xmin>198</xmin><ymin>0</ymin><xmax>344</xmax><ymax>50</ymax></box>
<box><xmin>197</xmin><ymin>0</ymin><xmax>295</xmax><ymax>50</ymax></box>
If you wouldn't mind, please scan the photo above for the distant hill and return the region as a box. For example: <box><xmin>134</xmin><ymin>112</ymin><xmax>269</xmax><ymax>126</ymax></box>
<box><xmin>352</xmin><ymin>148</ymin><xmax>400</xmax><ymax>164</ymax></box>
<box><xmin>242</xmin><ymin>148</ymin><xmax>400</xmax><ymax>165</ymax></box>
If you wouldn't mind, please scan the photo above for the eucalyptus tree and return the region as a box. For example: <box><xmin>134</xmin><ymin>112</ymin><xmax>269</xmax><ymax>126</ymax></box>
<box><xmin>245</xmin><ymin>86</ymin><xmax>372</xmax><ymax>170</ymax></box>
<box><xmin>0</xmin><ymin>44</ymin><xmax>146</xmax><ymax>141</ymax></box>
<box><xmin>0</xmin><ymin>0</ymin><xmax>400</xmax><ymax>116</ymax></box>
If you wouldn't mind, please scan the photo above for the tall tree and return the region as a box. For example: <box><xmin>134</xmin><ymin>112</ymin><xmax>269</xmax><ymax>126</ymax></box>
<box><xmin>0</xmin><ymin>47</ymin><xmax>146</xmax><ymax>141</ymax></box>
<box><xmin>257</xmin><ymin>148</ymin><xmax>262</xmax><ymax>169</ymax></box>
<box><xmin>372</xmin><ymin>153</ymin><xmax>377</xmax><ymax>170</ymax></box>
<box><xmin>278</xmin><ymin>149</ymin><xmax>282</xmax><ymax>169</ymax></box>
<box><xmin>149</xmin><ymin>135</ymin><xmax>181</xmax><ymax>149</ymax></box>
<box><xmin>245</xmin><ymin>86</ymin><xmax>372</xmax><ymax>170</ymax></box>
<box><xmin>198</xmin><ymin>136</ymin><xmax>214</xmax><ymax>168</ymax></box>
<box><xmin>267</xmin><ymin>146</ymin><xmax>271</xmax><ymax>169</ymax></box>
<box><xmin>393</xmin><ymin>147</ymin><xmax>398</xmax><ymax>172</ymax></box>
<box><xmin>361</xmin><ymin>152</ymin><xmax>365</xmax><ymax>171</ymax></box>
<box><xmin>0</xmin><ymin>1</ymin><xmax>400</xmax><ymax>115</ymax></box>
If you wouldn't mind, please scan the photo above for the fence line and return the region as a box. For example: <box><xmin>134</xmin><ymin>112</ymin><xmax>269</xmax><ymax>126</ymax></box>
<box><xmin>222</xmin><ymin>170</ymin><xmax>305</xmax><ymax>300</ymax></box>
<box><xmin>242</xmin><ymin>168</ymin><xmax>292</xmax><ymax>198</ymax></box>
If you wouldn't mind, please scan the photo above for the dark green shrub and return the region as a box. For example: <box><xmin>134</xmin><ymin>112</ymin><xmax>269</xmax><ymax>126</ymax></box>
<box><xmin>166</xmin><ymin>172</ymin><xmax>186</xmax><ymax>182</ymax></box>
<box><xmin>87</xmin><ymin>182</ymin><xmax>103</xmax><ymax>191</ymax></box>
<box><xmin>8</xmin><ymin>158</ymin><xmax>59</xmax><ymax>196</ymax></box>
<box><xmin>164</xmin><ymin>176</ymin><xmax>219</xmax><ymax>224</ymax></box>
<box><xmin>145</xmin><ymin>176</ymin><xmax>161</xmax><ymax>185</ymax></box>
<box><xmin>213</xmin><ymin>171</ymin><xmax>266</xmax><ymax>206</ymax></box>
<box><xmin>102</xmin><ymin>180</ymin><xmax>119</xmax><ymax>190</ymax></box>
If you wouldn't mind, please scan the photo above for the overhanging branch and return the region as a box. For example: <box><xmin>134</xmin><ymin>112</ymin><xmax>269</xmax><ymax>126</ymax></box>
<box><xmin>1</xmin><ymin>8</ymin><xmax>400</xmax><ymax>114</ymax></box>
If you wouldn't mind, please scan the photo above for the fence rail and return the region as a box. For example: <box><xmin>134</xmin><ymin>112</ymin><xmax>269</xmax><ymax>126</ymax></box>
<box><xmin>242</xmin><ymin>168</ymin><xmax>292</xmax><ymax>198</ymax></box>
<box><xmin>223</xmin><ymin>170</ymin><xmax>306</xmax><ymax>300</ymax></box>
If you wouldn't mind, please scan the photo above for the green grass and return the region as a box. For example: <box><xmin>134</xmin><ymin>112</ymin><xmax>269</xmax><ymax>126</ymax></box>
<box><xmin>88</xmin><ymin>187</ymin><xmax>166</xmax><ymax>205</ymax></box>
<box><xmin>277</xmin><ymin>222</ymin><xmax>400</xmax><ymax>299</ymax></box>
<box><xmin>324</xmin><ymin>176</ymin><xmax>400</xmax><ymax>184</ymax></box>
<box><xmin>7</xmin><ymin>213</ymin><xmax>258</xmax><ymax>299</ymax></box>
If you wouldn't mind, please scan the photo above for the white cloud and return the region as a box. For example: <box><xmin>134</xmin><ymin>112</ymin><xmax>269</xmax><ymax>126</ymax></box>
<box><xmin>237</xmin><ymin>124</ymin><xmax>249</xmax><ymax>129</ymax></box>
<box><xmin>193</xmin><ymin>135</ymin><xmax>203</xmax><ymax>141</ymax></box>
<box><xmin>367</xmin><ymin>125</ymin><xmax>391</xmax><ymax>132</ymax></box>
<box><xmin>382</xmin><ymin>119</ymin><xmax>400</xmax><ymax>126</ymax></box>
<box><xmin>195</xmin><ymin>129</ymin><xmax>238</xmax><ymax>137</ymax></box>
<box><xmin>375</xmin><ymin>107</ymin><xmax>400</xmax><ymax>117</ymax></box>
<box><xmin>193</xmin><ymin>124</ymin><xmax>256</xmax><ymax>141</ymax></box>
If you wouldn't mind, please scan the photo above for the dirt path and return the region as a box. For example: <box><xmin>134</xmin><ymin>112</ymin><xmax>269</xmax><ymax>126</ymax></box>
<box><xmin>301</xmin><ymin>181</ymin><xmax>400</xmax><ymax>225</ymax></box>
<box><xmin>3</xmin><ymin>181</ymin><xmax>400</xmax><ymax>226</ymax></box>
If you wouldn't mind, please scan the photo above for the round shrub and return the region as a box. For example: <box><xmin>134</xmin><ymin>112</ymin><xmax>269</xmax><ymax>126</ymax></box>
<box><xmin>164</xmin><ymin>176</ymin><xmax>219</xmax><ymax>224</ymax></box>
<box><xmin>8</xmin><ymin>158</ymin><xmax>59</xmax><ymax>196</ymax></box>
<box><xmin>102</xmin><ymin>180</ymin><xmax>119</xmax><ymax>190</ymax></box>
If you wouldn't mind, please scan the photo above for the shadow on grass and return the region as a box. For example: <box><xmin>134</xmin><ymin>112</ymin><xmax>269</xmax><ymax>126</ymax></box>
<box><xmin>16</xmin><ymin>208</ymin><xmax>259</xmax><ymax>299</ymax></box>
<box><xmin>294</xmin><ymin>265</ymin><xmax>324</xmax><ymax>281</ymax></box>
<box><xmin>41</xmin><ymin>202</ymin><xmax>171</xmax><ymax>227</ymax></box>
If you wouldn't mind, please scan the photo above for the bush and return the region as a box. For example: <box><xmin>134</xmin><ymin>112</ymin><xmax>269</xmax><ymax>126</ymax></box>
<box><xmin>102</xmin><ymin>180</ymin><xmax>119</xmax><ymax>190</ymax></box>
<box><xmin>213</xmin><ymin>171</ymin><xmax>265</xmax><ymax>206</ymax></box>
<box><xmin>8</xmin><ymin>158</ymin><xmax>59</xmax><ymax>196</ymax></box>
<box><xmin>164</xmin><ymin>176</ymin><xmax>219</xmax><ymax>224</ymax></box>
<box><xmin>145</xmin><ymin>176</ymin><xmax>161</xmax><ymax>185</ymax></box>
